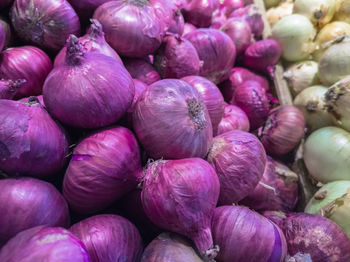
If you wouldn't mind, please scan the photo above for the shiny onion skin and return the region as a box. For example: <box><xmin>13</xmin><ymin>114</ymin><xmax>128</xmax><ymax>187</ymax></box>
<box><xmin>70</xmin><ymin>215</ymin><xmax>143</xmax><ymax>262</ymax></box>
<box><xmin>212</xmin><ymin>206</ymin><xmax>287</xmax><ymax>262</ymax></box>
<box><xmin>11</xmin><ymin>0</ymin><xmax>80</xmax><ymax>50</ymax></box>
<box><xmin>54</xmin><ymin>19</ymin><xmax>122</xmax><ymax>67</ymax></box>
<box><xmin>0</xmin><ymin>46</ymin><xmax>52</xmax><ymax>99</ymax></box>
<box><xmin>183</xmin><ymin>23</ymin><xmax>197</xmax><ymax>36</ymax></box>
<box><xmin>266</xmin><ymin>212</ymin><xmax>350</xmax><ymax>262</ymax></box>
<box><xmin>231</xmin><ymin>80</ymin><xmax>270</xmax><ymax>130</ymax></box>
<box><xmin>183</xmin><ymin>0</ymin><xmax>219</xmax><ymax>28</ymax></box>
<box><xmin>0</xmin><ymin>226</ymin><xmax>91</xmax><ymax>262</ymax></box>
<box><xmin>0</xmin><ymin>99</ymin><xmax>68</xmax><ymax>177</ymax></box>
<box><xmin>240</xmin><ymin>156</ymin><xmax>299</xmax><ymax>212</ymax></box>
<box><xmin>260</xmin><ymin>106</ymin><xmax>305</xmax><ymax>156</ymax></box>
<box><xmin>63</xmin><ymin>126</ymin><xmax>143</xmax><ymax>215</ymax></box>
<box><xmin>217</xmin><ymin>104</ymin><xmax>250</xmax><ymax>134</ymax></box>
<box><xmin>124</xmin><ymin>58</ymin><xmax>161</xmax><ymax>85</ymax></box>
<box><xmin>0</xmin><ymin>178</ymin><xmax>70</xmax><ymax>247</ymax></box>
<box><xmin>141</xmin><ymin>233</ymin><xmax>204</xmax><ymax>262</ymax></box>
<box><xmin>184</xmin><ymin>28</ymin><xmax>236</xmax><ymax>84</ymax></box>
<box><xmin>211</xmin><ymin>8</ymin><xmax>227</xmax><ymax>30</ymax></box>
<box><xmin>220</xmin><ymin>0</ymin><xmax>244</xmax><ymax>16</ymax></box>
<box><xmin>141</xmin><ymin>158</ymin><xmax>220</xmax><ymax>259</ymax></box>
<box><xmin>154</xmin><ymin>34</ymin><xmax>200</xmax><ymax>79</ymax></box>
<box><xmin>182</xmin><ymin>75</ymin><xmax>225</xmax><ymax>135</ymax></box>
<box><xmin>43</xmin><ymin>35</ymin><xmax>134</xmax><ymax>129</ymax></box>
<box><xmin>133</xmin><ymin>79</ymin><xmax>212</xmax><ymax>159</ymax></box>
<box><xmin>207</xmin><ymin>130</ymin><xmax>266</xmax><ymax>204</ymax></box>
<box><xmin>0</xmin><ymin>79</ymin><xmax>25</xmax><ymax>100</ymax></box>
<box><xmin>93</xmin><ymin>0</ymin><xmax>164</xmax><ymax>58</ymax></box>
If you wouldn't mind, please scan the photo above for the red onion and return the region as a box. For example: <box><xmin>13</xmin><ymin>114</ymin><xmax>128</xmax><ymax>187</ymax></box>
<box><xmin>67</xmin><ymin>0</ymin><xmax>111</xmax><ymax>20</ymax></box>
<box><xmin>0</xmin><ymin>177</ymin><xmax>69</xmax><ymax>247</ymax></box>
<box><xmin>259</xmin><ymin>105</ymin><xmax>305</xmax><ymax>156</ymax></box>
<box><xmin>154</xmin><ymin>34</ymin><xmax>200</xmax><ymax>79</ymax></box>
<box><xmin>0</xmin><ymin>19</ymin><xmax>12</xmax><ymax>49</ymax></box>
<box><xmin>212</xmin><ymin>206</ymin><xmax>287</xmax><ymax>262</ymax></box>
<box><xmin>183</xmin><ymin>23</ymin><xmax>197</xmax><ymax>36</ymax></box>
<box><xmin>70</xmin><ymin>214</ymin><xmax>143</xmax><ymax>262</ymax></box>
<box><xmin>0</xmin><ymin>226</ymin><xmax>91</xmax><ymax>262</ymax></box>
<box><xmin>0</xmin><ymin>46</ymin><xmax>52</xmax><ymax>98</ymax></box>
<box><xmin>151</xmin><ymin>0</ymin><xmax>178</xmax><ymax>33</ymax></box>
<box><xmin>229</xmin><ymin>5</ymin><xmax>264</xmax><ymax>39</ymax></box>
<box><xmin>54</xmin><ymin>19</ymin><xmax>122</xmax><ymax>67</ymax></box>
<box><xmin>43</xmin><ymin>35</ymin><xmax>134</xmax><ymax>129</ymax></box>
<box><xmin>0</xmin><ymin>98</ymin><xmax>68</xmax><ymax>177</ymax></box>
<box><xmin>207</xmin><ymin>130</ymin><xmax>266</xmax><ymax>204</ymax></box>
<box><xmin>0</xmin><ymin>78</ymin><xmax>25</xmax><ymax>99</ymax></box>
<box><xmin>184</xmin><ymin>28</ymin><xmax>236</xmax><ymax>84</ymax></box>
<box><xmin>220</xmin><ymin>0</ymin><xmax>244</xmax><ymax>16</ymax></box>
<box><xmin>231</xmin><ymin>80</ymin><xmax>270</xmax><ymax>130</ymax></box>
<box><xmin>63</xmin><ymin>126</ymin><xmax>142</xmax><ymax>214</ymax></box>
<box><xmin>168</xmin><ymin>10</ymin><xmax>184</xmax><ymax>35</ymax></box>
<box><xmin>265</xmin><ymin>212</ymin><xmax>350</xmax><ymax>262</ymax></box>
<box><xmin>125</xmin><ymin>79</ymin><xmax>148</xmax><ymax>126</ymax></box>
<box><xmin>211</xmin><ymin>8</ymin><xmax>227</xmax><ymax>29</ymax></box>
<box><xmin>171</xmin><ymin>0</ymin><xmax>187</xmax><ymax>9</ymax></box>
<box><xmin>141</xmin><ymin>233</ymin><xmax>204</xmax><ymax>262</ymax></box>
<box><xmin>240</xmin><ymin>156</ymin><xmax>299</xmax><ymax>212</ymax></box>
<box><xmin>0</xmin><ymin>0</ymin><xmax>13</xmax><ymax>8</ymax></box>
<box><xmin>181</xmin><ymin>75</ymin><xmax>225</xmax><ymax>135</ymax></box>
<box><xmin>133</xmin><ymin>79</ymin><xmax>212</xmax><ymax>159</ymax></box>
<box><xmin>93</xmin><ymin>0</ymin><xmax>164</xmax><ymax>58</ymax></box>
<box><xmin>11</xmin><ymin>0</ymin><xmax>80</xmax><ymax>50</ymax></box>
<box><xmin>183</xmin><ymin>0</ymin><xmax>219</xmax><ymax>28</ymax></box>
<box><xmin>217</xmin><ymin>104</ymin><xmax>250</xmax><ymax>134</ymax></box>
<box><xmin>141</xmin><ymin>158</ymin><xmax>220</xmax><ymax>259</ymax></box>
<box><xmin>124</xmin><ymin>58</ymin><xmax>161</xmax><ymax>85</ymax></box>
<box><xmin>221</xmin><ymin>18</ymin><xmax>252</xmax><ymax>55</ymax></box>
<box><xmin>244</xmin><ymin>39</ymin><xmax>282</xmax><ymax>78</ymax></box>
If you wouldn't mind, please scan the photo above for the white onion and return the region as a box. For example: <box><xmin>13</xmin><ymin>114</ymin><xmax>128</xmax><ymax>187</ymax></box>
<box><xmin>333</xmin><ymin>0</ymin><xmax>350</xmax><ymax>23</ymax></box>
<box><xmin>266</xmin><ymin>1</ymin><xmax>293</xmax><ymax>26</ymax></box>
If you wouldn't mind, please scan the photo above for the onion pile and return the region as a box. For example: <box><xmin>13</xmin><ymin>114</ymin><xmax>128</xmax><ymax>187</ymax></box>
<box><xmin>182</xmin><ymin>0</ymin><xmax>219</xmax><ymax>28</ymax></box>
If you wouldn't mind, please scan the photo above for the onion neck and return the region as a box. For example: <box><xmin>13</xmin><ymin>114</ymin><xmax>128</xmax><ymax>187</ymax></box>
<box><xmin>65</xmin><ymin>35</ymin><xmax>85</xmax><ymax>66</ymax></box>
<box><xmin>187</xmin><ymin>98</ymin><xmax>206</xmax><ymax>130</ymax></box>
<box><xmin>191</xmin><ymin>228</ymin><xmax>218</xmax><ymax>261</ymax></box>
<box><xmin>88</xmin><ymin>19</ymin><xmax>104</xmax><ymax>39</ymax></box>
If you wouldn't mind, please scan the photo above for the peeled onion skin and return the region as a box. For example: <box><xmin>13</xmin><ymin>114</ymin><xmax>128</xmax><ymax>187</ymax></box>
<box><xmin>124</xmin><ymin>58</ymin><xmax>161</xmax><ymax>85</ymax></box>
<box><xmin>217</xmin><ymin>104</ymin><xmax>250</xmax><ymax>134</ymax></box>
<box><xmin>0</xmin><ymin>78</ymin><xmax>26</xmax><ymax>99</ymax></box>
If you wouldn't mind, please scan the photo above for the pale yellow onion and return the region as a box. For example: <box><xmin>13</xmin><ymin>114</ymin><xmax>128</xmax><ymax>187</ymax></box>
<box><xmin>271</xmin><ymin>14</ymin><xmax>316</xmax><ymax>62</ymax></box>
<box><xmin>284</xmin><ymin>61</ymin><xmax>319</xmax><ymax>95</ymax></box>
<box><xmin>293</xmin><ymin>0</ymin><xmax>336</xmax><ymax>28</ymax></box>
<box><xmin>304</xmin><ymin>127</ymin><xmax>350</xmax><ymax>183</ymax></box>
<box><xmin>294</xmin><ymin>85</ymin><xmax>333</xmax><ymax>132</ymax></box>
<box><xmin>333</xmin><ymin>0</ymin><xmax>350</xmax><ymax>23</ymax></box>
<box><xmin>267</xmin><ymin>1</ymin><xmax>294</xmax><ymax>26</ymax></box>
<box><xmin>264</xmin><ymin>0</ymin><xmax>280</xmax><ymax>9</ymax></box>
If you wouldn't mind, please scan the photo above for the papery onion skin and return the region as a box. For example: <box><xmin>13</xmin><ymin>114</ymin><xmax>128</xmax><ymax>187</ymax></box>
<box><xmin>133</xmin><ymin>79</ymin><xmax>212</xmax><ymax>160</ymax></box>
<box><xmin>240</xmin><ymin>156</ymin><xmax>298</xmax><ymax>212</ymax></box>
<box><xmin>0</xmin><ymin>46</ymin><xmax>52</xmax><ymax>98</ymax></box>
<box><xmin>0</xmin><ymin>79</ymin><xmax>25</xmax><ymax>99</ymax></box>
<box><xmin>182</xmin><ymin>75</ymin><xmax>225</xmax><ymax>135</ymax></box>
<box><xmin>220</xmin><ymin>0</ymin><xmax>244</xmax><ymax>16</ymax></box>
<box><xmin>207</xmin><ymin>130</ymin><xmax>266</xmax><ymax>204</ymax></box>
<box><xmin>0</xmin><ymin>226</ymin><xmax>91</xmax><ymax>262</ymax></box>
<box><xmin>93</xmin><ymin>0</ymin><xmax>164</xmax><ymax>58</ymax></box>
<box><xmin>184</xmin><ymin>28</ymin><xmax>236</xmax><ymax>84</ymax></box>
<box><xmin>0</xmin><ymin>177</ymin><xmax>70</xmax><ymax>247</ymax></box>
<box><xmin>168</xmin><ymin>10</ymin><xmax>184</xmax><ymax>35</ymax></box>
<box><xmin>70</xmin><ymin>214</ymin><xmax>143</xmax><ymax>262</ymax></box>
<box><xmin>124</xmin><ymin>58</ymin><xmax>161</xmax><ymax>85</ymax></box>
<box><xmin>304</xmin><ymin>127</ymin><xmax>350</xmax><ymax>183</ymax></box>
<box><xmin>125</xmin><ymin>79</ymin><xmax>148</xmax><ymax>127</ymax></box>
<box><xmin>0</xmin><ymin>99</ymin><xmax>68</xmax><ymax>177</ymax></box>
<box><xmin>182</xmin><ymin>23</ymin><xmax>197</xmax><ymax>36</ymax></box>
<box><xmin>44</xmin><ymin>35</ymin><xmax>134</xmax><ymax>129</ymax></box>
<box><xmin>11</xmin><ymin>0</ymin><xmax>80</xmax><ymax>50</ymax></box>
<box><xmin>212</xmin><ymin>206</ymin><xmax>287</xmax><ymax>262</ymax></box>
<box><xmin>183</xmin><ymin>0</ymin><xmax>219</xmax><ymax>28</ymax></box>
<box><xmin>141</xmin><ymin>232</ymin><xmax>203</xmax><ymax>262</ymax></box>
<box><xmin>333</xmin><ymin>0</ymin><xmax>350</xmax><ymax>23</ymax></box>
<box><xmin>266</xmin><ymin>1</ymin><xmax>293</xmax><ymax>27</ymax></box>
<box><xmin>141</xmin><ymin>158</ymin><xmax>220</xmax><ymax>258</ymax></box>
<box><xmin>260</xmin><ymin>105</ymin><xmax>305</xmax><ymax>156</ymax></box>
<box><xmin>63</xmin><ymin>126</ymin><xmax>143</xmax><ymax>215</ymax></box>
<box><xmin>217</xmin><ymin>104</ymin><xmax>250</xmax><ymax>134</ymax></box>
<box><xmin>211</xmin><ymin>8</ymin><xmax>227</xmax><ymax>29</ymax></box>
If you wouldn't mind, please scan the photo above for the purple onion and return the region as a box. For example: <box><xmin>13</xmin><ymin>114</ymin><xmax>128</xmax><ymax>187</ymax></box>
<box><xmin>217</xmin><ymin>104</ymin><xmax>250</xmax><ymax>134</ymax></box>
<box><xmin>260</xmin><ymin>106</ymin><xmax>305</xmax><ymax>155</ymax></box>
<box><xmin>0</xmin><ymin>78</ymin><xmax>25</xmax><ymax>99</ymax></box>
<box><xmin>63</xmin><ymin>126</ymin><xmax>143</xmax><ymax>214</ymax></box>
<box><xmin>211</xmin><ymin>8</ymin><xmax>227</xmax><ymax>29</ymax></box>
<box><xmin>0</xmin><ymin>19</ymin><xmax>12</xmax><ymax>49</ymax></box>
<box><xmin>0</xmin><ymin>46</ymin><xmax>52</xmax><ymax>98</ymax></box>
<box><xmin>207</xmin><ymin>130</ymin><xmax>266</xmax><ymax>204</ymax></box>
<box><xmin>11</xmin><ymin>0</ymin><xmax>80</xmax><ymax>50</ymax></box>
<box><xmin>212</xmin><ymin>206</ymin><xmax>287</xmax><ymax>262</ymax></box>
<box><xmin>0</xmin><ymin>177</ymin><xmax>70</xmax><ymax>247</ymax></box>
<box><xmin>133</xmin><ymin>79</ymin><xmax>213</xmax><ymax>159</ymax></box>
<box><xmin>141</xmin><ymin>158</ymin><xmax>220</xmax><ymax>259</ymax></box>
<box><xmin>265</xmin><ymin>212</ymin><xmax>350</xmax><ymax>262</ymax></box>
<box><xmin>54</xmin><ymin>19</ymin><xmax>122</xmax><ymax>67</ymax></box>
<box><xmin>240</xmin><ymin>156</ymin><xmax>299</xmax><ymax>212</ymax></box>
<box><xmin>67</xmin><ymin>0</ymin><xmax>111</xmax><ymax>20</ymax></box>
<box><xmin>151</xmin><ymin>0</ymin><xmax>179</xmax><ymax>33</ymax></box>
<box><xmin>0</xmin><ymin>99</ymin><xmax>68</xmax><ymax>177</ymax></box>
<box><xmin>0</xmin><ymin>226</ymin><xmax>91</xmax><ymax>262</ymax></box>
<box><xmin>168</xmin><ymin>10</ymin><xmax>184</xmax><ymax>35</ymax></box>
<box><xmin>183</xmin><ymin>23</ymin><xmax>197</xmax><ymax>36</ymax></box>
<box><xmin>93</xmin><ymin>0</ymin><xmax>164</xmax><ymax>58</ymax></box>
<box><xmin>220</xmin><ymin>0</ymin><xmax>244</xmax><ymax>16</ymax></box>
<box><xmin>181</xmin><ymin>75</ymin><xmax>225</xmax><ymax>135</ymax></box>
<box><xmin>184</xmin><ymin>28</ymin><xmax>236</xmax><ymax>84</ymax></box>
<box><xmin>124</xmin><ymin>58</ymin><xmax>161</xmax><ymax>85</ymax></box>
<box><xmin>125</xmin><ymin>79</ymin><xmax>148</xmax><ymax>126</ymax></box>
<box><xmin>183</xmin><ymin>0</ymin><xmax>219</xmax><ymax>28</ymax></box>
<box><xmin>154</xmin><ymin>34</ymin><xmax>200</xmax><ymax>79</ymax></box>
<box><xmin>43</xmin><ymin>35</ymin><xmax>134</xmax><ymax>129</ymax></box>
<box><xmin>70</xmin><ymin>214</ymin><xmax>143</xmax><ymax>262</ymax></box>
